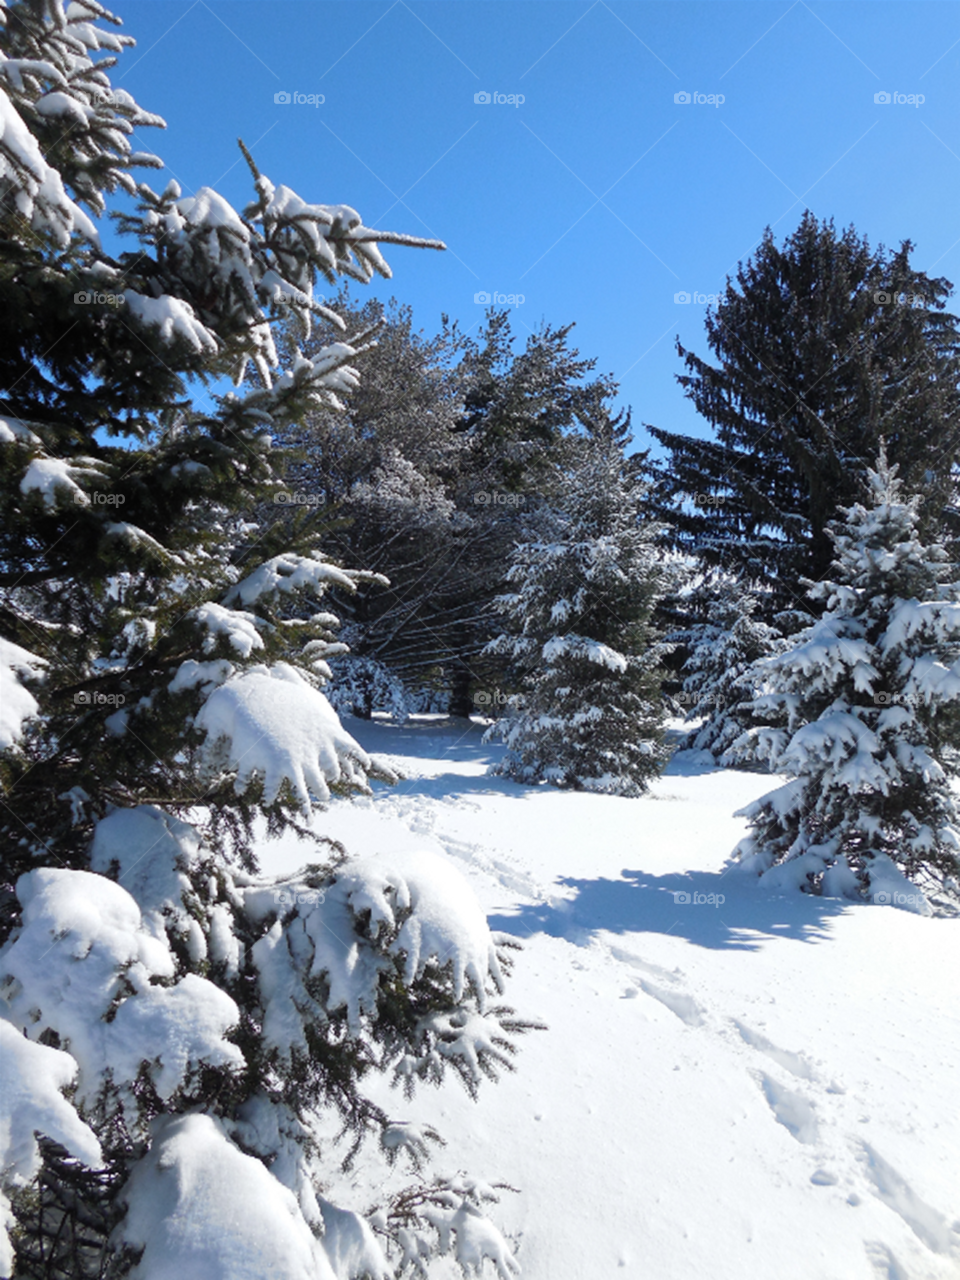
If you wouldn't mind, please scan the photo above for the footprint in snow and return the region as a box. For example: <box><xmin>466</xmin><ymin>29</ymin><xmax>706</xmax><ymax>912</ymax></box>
<box><xmin>733</xmin><ymin>1019</ymin><xmax>817</xmax><ymax>1081</ymax></box>
<box><xmin>757</xmin><ymin>1073</ymin><xmax>819</xmax><ymax>1144</ymax></box>
<box><xmin>859</xmin><ymin>1142</ymin><xmax>955</xmax><ymax>1254</ymax></box>
<box><xmin>636</xmin><ymin>979</ymin><xmax>705</xmax><ymax>1027</ymax></box>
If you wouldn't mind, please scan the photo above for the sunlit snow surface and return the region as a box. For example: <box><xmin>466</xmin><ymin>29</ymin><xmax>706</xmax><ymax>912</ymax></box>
<box><xmin>256</xmin><ymin>714</ymin><xmax>960</xmax><ymax>1280</ymax></box>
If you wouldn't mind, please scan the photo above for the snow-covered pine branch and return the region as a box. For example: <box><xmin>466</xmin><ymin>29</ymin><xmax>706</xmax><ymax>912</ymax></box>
<box><xmin>0</xmin><ymin>2</ymin><xmax>533</xmax><ymax>1275</ymax></box>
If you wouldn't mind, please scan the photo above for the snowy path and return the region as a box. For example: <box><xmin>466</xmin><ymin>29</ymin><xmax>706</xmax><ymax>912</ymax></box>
<box><xmin>257</xmin><ymin>716</ymin><xmax>960</xmax><ymax>1280</ymax></box>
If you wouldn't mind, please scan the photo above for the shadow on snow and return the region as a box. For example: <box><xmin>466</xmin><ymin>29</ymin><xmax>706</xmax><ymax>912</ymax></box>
<box><xmin>353</xmin><ymin>715</ymin><xmax>853</xmax><ymax>952</ymax></box>
<box><xmin>489</xmin><ymin>867</ymin><xmax>852</xmax><ymax>952</ymax></box>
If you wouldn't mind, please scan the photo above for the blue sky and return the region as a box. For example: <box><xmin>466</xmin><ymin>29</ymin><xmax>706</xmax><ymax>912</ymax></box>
<box><xmin>113</xmin><ymin>1</ymin><xmax>960</xmax><ymax>450</ymax></box>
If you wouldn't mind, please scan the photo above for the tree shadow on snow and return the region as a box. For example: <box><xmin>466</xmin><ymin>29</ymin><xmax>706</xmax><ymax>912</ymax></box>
<box><xmin>489</xmin><ymin>867</ymin><xmax>852</xmax><ymax>952</ymax></box>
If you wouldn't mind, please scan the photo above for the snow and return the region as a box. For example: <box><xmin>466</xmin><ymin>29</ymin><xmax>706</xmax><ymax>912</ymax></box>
<box><xmin>123</xmin><ymin>291</ymin><xmax>219</xmax><ymax>355</ymax></box>
<box><xmin>0</xmin><ymin>1021</ymin><xmax>102</xmax><ymax>1274</ymax></box>
<box><xmin>0</xmin><ymin>637</ymin><xmax>45</xmax><ymax>749</ymax></box>
<box><xmin>18</xmin><ymin>454</ymin><xmax>108</xmax><ymax>507</ymax></box>
<box><xmin>192</xmin><ymin>601</ymin><xmax>264</xmax><ymax>658</ymax></box>
<box><xmin>118</xmin><ymin>1114</ymin><xmax>337</xmax><ymax>1280</ymax></box>
<box><xmin>0</xmin><ymin>868</ymin><xmax>243</xmax><ymax>1109</ymax></box>
<box><xmin>541</xmin><ymin>633</ymin><xmax>628</xmax><ymax>671</ymax></box>
<box><xmin>89</xmin><ymin>804</ymin><xmax>204</xmax><ymax>942</ymax></box>
<box><xmin>253</xmin><ymin>715</ymin><xmax>960</xmax><ymax>1280</ymax></box>
<box><xmin>0</xmin><ymin>414</ymin><xmax>40</xmax><ymax>444</ymax></box>
<box><xmin>194</xmin><ymin>663</ymin><xmax>374</xmax><ymax>809</ymax></box>
<box><xmin>0</xmin><ymin>86</ymin><xmax>99</xmax><ymax>246</ymax></box>
<box><xmin>224</xmin><ymin>551</ymin><xmax>358</xmax><ymax>608</ymax></box>
<box><xmin>333</xmin><ymin>848</ymin><xmax>504</xmax><ymax>1006</ymax></box>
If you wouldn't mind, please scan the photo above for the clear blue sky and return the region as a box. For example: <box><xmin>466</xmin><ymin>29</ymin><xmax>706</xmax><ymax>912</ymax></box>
<box><xmin>113</xmin><ymin>1</ymin><xmax>960</xmax><ymax>450</ymax></box>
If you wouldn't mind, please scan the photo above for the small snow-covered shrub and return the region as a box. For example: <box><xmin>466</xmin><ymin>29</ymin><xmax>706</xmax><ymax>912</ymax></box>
<box><xmin>327</xmin><ymin>652</ymin><xmax>411</xmax><ymax>721</ymax></box>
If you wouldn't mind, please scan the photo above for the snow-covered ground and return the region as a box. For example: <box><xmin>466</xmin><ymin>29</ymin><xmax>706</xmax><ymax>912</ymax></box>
<box><xmin>257</xmin><ymin>715</ymin><xmax>960</xmax><ymax>1280</ymax></box>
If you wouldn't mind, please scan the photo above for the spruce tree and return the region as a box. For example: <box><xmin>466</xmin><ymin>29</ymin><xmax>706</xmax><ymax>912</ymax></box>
<box><xmin>647</xmin><ymin>213</ymin><xmax>960</xmax><ymax>620</ymax></box>
<box><xmin>0</xmin><ymin>4</ymin><xmax>537</xmax><ymax>1276</ymax></box>
<box><xmin>730</xmin><ymin>451</ymin><xmax>960</xmax><ymax>910</ymax></box>
<box><xmin>486</xmin><ymin>413</ymin><xmax>673</xmax><ymax>795</ymax></box>
<box><xmin>675</xmin><ymin>573</ymin><xmax>787</xmax><ymax>763</ymax></box>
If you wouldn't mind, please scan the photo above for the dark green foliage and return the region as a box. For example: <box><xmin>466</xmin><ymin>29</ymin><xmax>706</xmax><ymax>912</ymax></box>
<box><xmin>647</xmin><ymin>212</ymin><xmax>960</xmax><ymax>621</ymax></box>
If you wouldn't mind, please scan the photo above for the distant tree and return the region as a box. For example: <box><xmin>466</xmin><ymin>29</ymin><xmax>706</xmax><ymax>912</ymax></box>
<box><xmin>286</xmin><ymin>305</ymin><xmax>621</xmax><ymax>717</ymax></box>
<box><xmin>675</xmin><ymin>573</ymin><xmax>787</xmax><ymax>763</ymax></box>
<box><xmin>487</xmin><ymin>412</ymin><xmax>674</xmax><ymax>794</ymax></box>
<box><xmin>647</xmin><ymin>212</ymin><xmax>960</xmax><ymax>621</ymax></box>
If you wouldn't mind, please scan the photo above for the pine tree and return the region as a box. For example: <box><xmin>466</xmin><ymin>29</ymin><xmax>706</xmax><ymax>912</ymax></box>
<box><xmin>0</xmin><ymin>4</ymin><xmax>537</xmax><ymax>1276</ymax></box>
<box><xmin>486</xmin><ymin>413</ymin><xmax>673</xmax><ymax>795</ymax></box>
<box><xmin>729</xmin><ymin>451</ymin><xmax>960</xmax><ymax>911</ymax></box>
<box><xmin>675</xmin><ymin>573</ymin><xmax>787</xmax><ymax>763</ymax></box>
<box><xmin>647</xmin><ymin>213</ymin><xmax>960</xmax><ymax>620</ymax></box>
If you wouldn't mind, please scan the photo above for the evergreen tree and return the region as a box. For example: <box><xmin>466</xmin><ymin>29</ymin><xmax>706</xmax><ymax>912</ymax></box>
<box><xmin>730</xmin><ymin>451</ymin><xmax>960</xmax><ymax>910</ymax></box>
<box><xmin>286</xmin><ymin>304</ymin><xmax>619</xmax><ymax>716</ymax></box>
<box><xmin>675</xmin><ymin>573</ymin><xmax>787</xmax><ymax>763</ymax></box>
<box><xmin>647</xmin><ymin>213</ymin><xmax>960</xmax><ymax>619</ymax></box>
<box><xmin>486</xmin><ymin>413</ymin><xmax>673</xmax><ymax>795</ymax></box>
<box><xmin>0</xmin><ymin>4</ymin><xmax>537</xmax><ymax>1276</ymax></box>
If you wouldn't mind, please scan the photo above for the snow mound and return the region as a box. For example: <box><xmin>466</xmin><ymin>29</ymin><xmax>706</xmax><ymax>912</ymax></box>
<box><xmin>0</xmin><ymin>869</ymin><xmax>242</xmax><ymax>1108</ymax></box>
<box><xmin>0</xmin><ymin>1022</ymin><xmax>102</xmax><ymax>1274</ymax></box>
<box><xmin>195</xmin><ymin>664</ymin><xmax>373</xmax><ymax>809</ymax></box>
<box><xmin>119</xmin><ymin>1114</ymin><xmax>337</xmax><ymax>1280</ymax></box>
